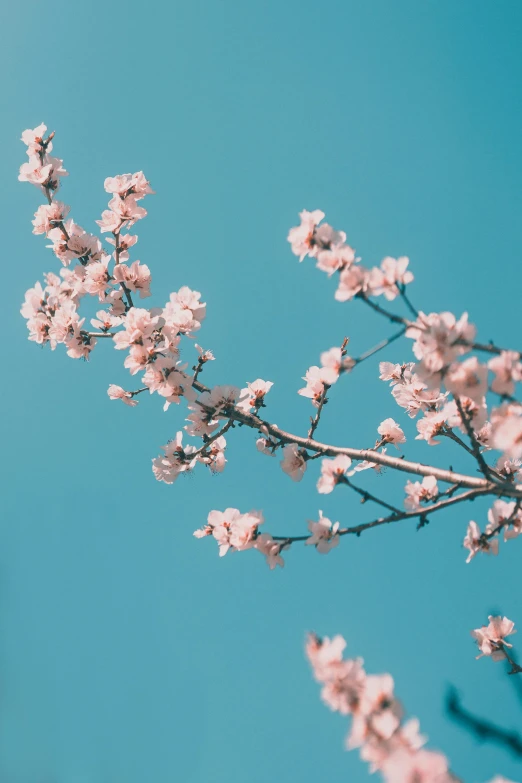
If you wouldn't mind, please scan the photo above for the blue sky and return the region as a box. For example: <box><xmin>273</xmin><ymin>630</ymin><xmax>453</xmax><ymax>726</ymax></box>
<box><xmin>2</xmin><ymin>1</ymin><xmax>522</xmax><ymax>781</ymax></box>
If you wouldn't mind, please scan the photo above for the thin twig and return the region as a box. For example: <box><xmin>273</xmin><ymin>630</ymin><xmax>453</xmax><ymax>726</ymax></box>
<box><xmin>271</xmin><ymin>487</ymin><xmax>490</xmax><ymax>543</ymax></box>
<box><xmin>446</xmin><ymin>687</ymin><xmax>522</xmax><ymax>757</ymax></box>
<box><xmin>341</xmin><ymin>477</ymin><xmax>402</xmax><ymax>515</ymax></box>
<box><xmin>352</xmin><ymin>327</ymin><xmax>406</xmax><ymax>366</ymax></box>
<box><xmin>308</xmin><ymin>385</ymin><xmax>330</xmax><ymax>439</ymax></box>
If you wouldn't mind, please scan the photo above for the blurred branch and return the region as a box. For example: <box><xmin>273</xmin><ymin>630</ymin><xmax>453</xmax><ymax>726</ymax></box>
<box><xmin>446</xmin><ymin>686</ymin><xmax>522</xmax><ymax>758</ymax></box>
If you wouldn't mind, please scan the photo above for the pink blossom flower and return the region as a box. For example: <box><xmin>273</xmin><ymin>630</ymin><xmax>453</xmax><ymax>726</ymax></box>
<box><xmin>444</xmin><ymin>357</ymin><xmax>488</xmax><ymax>401</ymax></box>
<box><xmin>143</xmin><ymin>358</ymin><xmax>196</xmax><ymax>408</ymax></box>
<box><xmin>415</xmin><ymin>411</ymin><xmax>448</xmax><ymax>445</ymax></box>
<box><xmin>83</xmin><ymin>259</ymin><xmax>111</xmax><ymax>298</ymax></box>
<box><xmin>406</xmin><ymin>311</ymin><xmax>476</xmax><ymax>377</ymax></box>
<box><xmin>392</xmin><ymin>371</ymin><xmax>447</xmax><ymax>419</ymax></box>
<box><xmin>335</xmin><ymin>264</ymin><xmax>368</xmax><ymax>302</ymax></box>
<box><xmin>194</xmin><ymin>508</ymin><xmax>263</xmax><ymax>557</ymax></box>
<box><xmin>367</xmin><ymin>256</ymin><xmax>413</xmax><ymax>300</ymax></box>
<box><xmin>298</xmin><ymin>364</ymin><xmax>338</xmax><ymax>405</ymax></box>
<box><xmin>152</xmin><ymin>431</ymin><xmax>196</xmax><ymax>484</ymax></box>
<box><xmin>104</xmin><ymin>171</ymin><xmax>154</xmax><ymax>199</ymax></box>
<box><xmin>320</xmin><ymin>345</ymin><xmax>353</xmax><ymax>378</ymax></box>
<box><xmin>107</xmin><ymin>384</ymin><xmax>138</xmax><ymax>407</ymax></box>
<box><xmin>90</xmin><ymin>310</ymin><xmax>123</xmax><ymax>331</ymax></box>
<box><xmin>65</xmin><ymin>330</ymin><xmax>96</xmax><ymax>360</ymax></box>
<box><xmin>108</xmin><ymin>195</ymin><xmax>147</xmax><ymax>224</ymax></box>
<box><xmin>381</xmin><ymin>748</ymin><xmax>452</xmax><ymax>783</ymax></box>
<box><xmin>19</xmin><ymin>155</ymin><xmax>67</xmax><ymax>190</ymax></box>
<box><xmin>491</xmin><ymin>403</ymin><xmax>522</xmax><ymax>460</ymax></box>
<box><xmin>380</xmin><ymin>361</ymin><xmax>409</xmax><ymax>384</ymax></box>
<box><xmin>113</xmin><ymin>260</ymin><xmax>152</xmax><ymax>298</ymax></box>
<box><xmin>237</xmin><ymin>379</ymin><xmax>274</xmax><ymax>412</ymax></box>
<box><xmin>229</xmin><ymin>510</ymin><xmax>264</xmax><ymax>550</ymax></box>
<box><xmin>255</xmin><ymin>435</ymin><xmax>279</xmax><ymax>456</ymax></box>
<box><xmin>21</xmin><ymin>123</ymin><xmax>49</xmax><ymax>155</ymax></box>
<box><xmin>280</xmin><ymin>444</ymin><xmax>307</xmax><ymax>481</ymax></box>
<box><xmin>287</xmin><ymin>210</ymin><xmax>326</xmax><ymax>260</ymax></box>
<box><xmin>360</xmin><ymin>719</ymin><xmax>427</xmax><ymax>774</ymax></box>
<box><xmin>185</xmin><ymin>403</ymin><xmax>220</xmax><ymax>437</ymax></box>
<box><xmin>306</xmin><ymin>511</ymin><xmax>340</xmax><ymax>553</ymax></box>
<box><xmin>123</xmin><ymin>343</ymin><xmax>159</xmax><ymax>375</ymax></box>
<box><xmin>96</xmin><ymin>209</ymin><xmax>122</xmax><ymax>233</ymax></box>
<box><xmin>305</xmin><ymin>633</ymin><xmax>366</xmax><ymax>715</ymax></box>
<box><xmin>496</xmin><ymin>457</ymin><xmax>522</xmax><ymax>482</ymax></box>
<box><xmin>199</xmin><ymin>507</ymin><xmax>245</xmax><ymax>557</ymax></box>
<box><xmin>102</xmin><ymin>288</ymin><xmax>126</xmax><ymax>316</ymax></box>
<box><xmin>21</xmin><ymin>281</ymin><xmax>45</xmax><ymax>319</ymax></box>
<box><xmin>46</xmin><ymin>300</ymin><xmax>81</xmax><ymax>348</ymax></box>
<box><xmin>196</xmin><ymin>385</ymin><xmax>240</xmax><ymax>416</ymax></box>
<box><xmin>317</xmin><ymin>455</ymin><xmax>352</xmax><ymax>494</ymax></box>
<box><xmin>195</xmin><ymin>343</ymin><xmax>215</xmax><ymax>363</ymax></box>
<box><xmin>472</xmin><ymin>616</ymin><xmax>516</xmax><ymax>661</ymax></box>
<box><xmin>112</xmin><ymin>307</ymin><xmax>160</xmax><ymax>350</ymax></box>
<box><xmin>316</xmin><ymin>244</ymin><xmax>355</xmax><ymax>276</ymax></box>
<box><xmin>486</xmin><ymin>499</ymin><xmax>522</xmax><ymax>542</ymax></box>
<box><xmin>463</xmin><ymin>520</ymin><xmax>499</xmax><ymax>563</ymax></box>
<box><xmin>489</xmin><ymin>351</ymin><xmax>522</xmax><ymax>397</ymax></box>
<box><xmin>162</xmin><ymin>286</ymin><xmax>206</xmax><ymax>334</ymax></box>
<box><xmin>305</xmin><ymin>633</ymin><xmax>347</xmax><ymax>678</ymax></box>
<box><xmin>377</xmin><ymin>418</ymin><xmax>406</xmax><ymax>448</ymax></box>
<box><xmin>348</xmin><ymin>673</ymin><xmax>402</xmax><ymax>749</ymax></box>
<box><xmin>47</xmin><ymin>221</ymin><xmax>104</xmax><ymax>266</ymax></box>
<box><xmin>404</xmin><ymin>476</ymin><xmax>438</xmax><ymax>510</ymax></box>
<box><xmin>32</xmin><ymin>201</ymin><xmax>70</xmax><ymax>234</ymax></box>
<box><xmin>254</xmin><ymin>533</ymin><xmax>286</xmax><ymax>569</ymax></box>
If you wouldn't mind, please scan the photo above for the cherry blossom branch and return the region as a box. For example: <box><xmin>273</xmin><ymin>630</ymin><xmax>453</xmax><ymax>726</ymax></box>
<box><xmin>308</xmin><ymin>384</ymin><xmax>330</xmax><ymax>438</ymax></box>
<box><xmin>446</xmin><ymin>686</ymin><xmax>522</xmax><ymax>757</ymax></box>
<box><xmin>307</xmin><ymin>337</ymin><xmax>349</xmax><ymax>438</ymax></box>
<box><xmin>221</xmin><ymin>405</ymin><xmax>520</xmax><ymax>495</ymax></box>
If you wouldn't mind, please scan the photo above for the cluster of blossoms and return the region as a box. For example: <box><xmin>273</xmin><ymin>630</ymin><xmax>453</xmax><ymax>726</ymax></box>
<box><xmin>19</xmin><ymin>123</ymin><xmax>153</xmax><ymax>360</ymax></box>
<box><xmin>287</xmin><ymin>210</ymin><xmax>414</xmax><ymax>302</ymax></box>
<box><xmin>193</xmin><ymin>508</ymin><xmax>286</xmax><ymax>569</ymax></box>
<box><xmin>379</xmin><ymin>324</ymin><xmax>522</xmax><ymax>459</ymax></box>
<box><xmin>306</xmin><ymin>633</ymin><xmax>518</xmax><ymax>783</ymax></box>
<box><xmin>308</xmin><ymin>634</ymin><xmax>453</xmax><ymax>783</ymax></box>
<box><xmin>194</xmin><ymin>507</ymin><xmax>342</xmax><ymax>567</ymax></box>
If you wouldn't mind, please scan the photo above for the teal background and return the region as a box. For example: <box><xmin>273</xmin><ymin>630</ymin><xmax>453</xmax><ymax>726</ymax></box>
<box><xmin>2</xmin><ymin>1</ymin><xmax>522</xmax><ymax>781</ymax></box>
